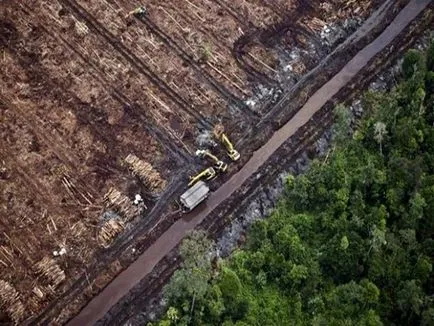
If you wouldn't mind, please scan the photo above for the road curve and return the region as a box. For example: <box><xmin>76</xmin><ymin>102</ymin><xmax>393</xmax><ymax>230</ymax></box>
<box><xmin>67</xmin><ymin>0</ymin><xmax>432</xmax><ymax>325</ymax></box>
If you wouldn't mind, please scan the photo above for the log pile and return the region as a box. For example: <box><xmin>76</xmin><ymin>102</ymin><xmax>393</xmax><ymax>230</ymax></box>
<box><xmin>98</xmin><ymin>219</ymin><xmax>125</xmax><ymax>248</ymax></box>
<box><xmin>337</xmin><ymin>0</ymin><xmax>372</xmax><ymax>19</ymax></box>
<box><xmin>320</xmin><ymin>0</ymin><xmax>373</xmax><ymax>21</ymax></box>
<box><xmin>104</xmin><ymin>187</ymin><xmax>140</xmax><ymax>221</ymax></box>
<box><xmin>305</xmin><ymin>17</ymin><xmax>327</xmax><ymax>32</ymax></box>
<box><xmin>35</xmin><ymin>257</ymin><xmax>66</xmax><ymax>289</ymax></box>
<box><xmin>0</xmin><ymin>280</ymin><xmax>25</xmax><ymax>323</ymax></box>
<box><xmin>125</xmin><ymin>154</ymin><xmax>167</xmax><ymax>192</ymax></box>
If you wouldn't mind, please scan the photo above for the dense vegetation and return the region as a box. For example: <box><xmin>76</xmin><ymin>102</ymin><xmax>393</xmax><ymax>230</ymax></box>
<box><xmin>155</xmin><ymin>43</ymin><xmax>434</xmax><ymax>325</ymax></box>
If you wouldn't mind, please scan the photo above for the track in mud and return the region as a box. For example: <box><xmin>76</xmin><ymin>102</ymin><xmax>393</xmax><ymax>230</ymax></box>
<box><xmin>66</xmin><ymin>0</ymin><xmax>433</xmax><ymax>325</ymax></box>
<box><xmin>59</xmin><ymin>2</ymin><xmax>204</xmax><ymax>129</ymax></box>
<box><xmin>0</xmin><ymin>0</ymin><xmax>397</xmax><ymax>324</ymax></box>
<box><xmin>103</xmin><ymin>98</ymin><xmax>337</xmax><ymax>326</ymax></box>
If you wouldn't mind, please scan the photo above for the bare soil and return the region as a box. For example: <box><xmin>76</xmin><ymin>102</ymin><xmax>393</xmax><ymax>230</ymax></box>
<box><xmin>101</xmin><ymin>4</ymin><xmax>434</xmax><ymax>325</ymax></box>
<box><xmin>0</xmin><ymin>0</ymin><xmax>382</xmax><ymax>324</ymax></box>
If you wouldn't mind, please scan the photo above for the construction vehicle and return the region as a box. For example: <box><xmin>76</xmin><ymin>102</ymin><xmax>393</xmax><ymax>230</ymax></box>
<box><xmin>196</xmin><ymin>149</ymin><xmax>228</xmax><ymax>172</ymax></box>
<box><xmin>125</xmin><ymin>6</ymin><xmax>146</xmax><ymax>18</ymax></box>
<box><xmin>213</xmin><ymin>125</ymin><xmax>240</xmax><ymax>161</ymax></box>
<box><xmin>188</xmin><ymin>167</ymin><xmax>216</xmax><ymax>187</ymax></box>
<box><xmin>180</xmin><ymin>181</ymin><xmax>210</xmax><ymax>211</ymax></box>
<box><xmin>220</xmin><ymin>134</ymin><xmax>240</xmax><ymax>161</ymax></box>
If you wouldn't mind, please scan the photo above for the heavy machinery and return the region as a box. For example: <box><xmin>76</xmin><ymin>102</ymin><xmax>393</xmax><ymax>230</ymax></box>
<box><xmin>213</xmin><ymin>125</ymin><xmax>240</xmax><ymax>161</ymax></box>
<box><xmin>196</xmin><ymin>149</ymin><xmax>228</xmax><ymax>172</ymax></box>
<box><xmin>180</xmin><ymin>181</ymin><xmax>210</xmax><ymax>211</ymax></box>
<box><xmin>125</xmin><ymin>6</ymin><xmax>146</xmax><ymax>18</ymax></box>
<box><xmin>188</xmin><ymin>167</ymin><xmax>216</xmax><ymax>187</ymax></box>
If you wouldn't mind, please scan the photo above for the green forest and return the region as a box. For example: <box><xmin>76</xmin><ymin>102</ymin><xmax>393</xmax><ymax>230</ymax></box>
<box><xmin>154</xmin><ymin>43</ymin><xmax>434</xmax><ymax>325</ymax></box>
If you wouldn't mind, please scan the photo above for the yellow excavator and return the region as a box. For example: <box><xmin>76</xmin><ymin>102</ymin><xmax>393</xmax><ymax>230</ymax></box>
<box><xmin>188</xmin><ymin>167</ymin><xmax>216</xmax><ymax>187</ymax></box>
<box><xmin>125</xmin><ymin>6</ymin><xmax>147</xmax><ymax>18</ymax></box>
<box><xmin>196</xmin><ymin>149</ymin><xmax>228</xmax><ymax>172</ymax></box>
<box><xmin>213</xmin><ymin>124</ymin><xmax>240</xmax><ymax>161</ymax></box>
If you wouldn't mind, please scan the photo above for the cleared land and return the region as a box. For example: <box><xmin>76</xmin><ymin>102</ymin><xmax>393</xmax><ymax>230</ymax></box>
<box><xmin>0</xmin><ymin>0</ymin><xmax>377</xmax><ymax>323</ymax></box>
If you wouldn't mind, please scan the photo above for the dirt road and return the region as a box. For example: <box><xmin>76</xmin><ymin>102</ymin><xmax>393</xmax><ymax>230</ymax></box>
<box><xmin>67</xmin><ymin>0</ymin><xmax>432</xmax><ymax>325</ymax></box>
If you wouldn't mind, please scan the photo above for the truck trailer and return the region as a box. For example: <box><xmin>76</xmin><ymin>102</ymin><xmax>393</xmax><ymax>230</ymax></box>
<box><xmin>180</xmin><ymin>181</ymin><xmax>210</xmax><ymax>211</ymax></box>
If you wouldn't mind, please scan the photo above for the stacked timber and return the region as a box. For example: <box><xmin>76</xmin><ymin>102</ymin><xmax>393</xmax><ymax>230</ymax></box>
<box><xmin>125</xmin><ymin>154</ymin><xmax>167</xmax><ymax>192</ymax></box>
<box><xmin>35</xmin><ymin>257</ymin><xmax>66</xmax><ymax>289</ymax></box>
<box><xmin>104</xmin><ymin>187</ymin><xmax>140</xmax><ymax>221</ymax></box>
<box><xmin>0</xmin><ymin>280</ymin><xmax>25</xmax><ymax>324</ymax></box>
<box><xmin>98</xmin><ymin>219</ymin><xmax>125</xmax><ymax>248</ymax></box>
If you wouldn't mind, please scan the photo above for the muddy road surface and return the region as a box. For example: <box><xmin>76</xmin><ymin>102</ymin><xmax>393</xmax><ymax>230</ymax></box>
<box><xmin>67</xmin><ymin>0</ymin><xmax>432</xmax><ymax>325</ymax></box>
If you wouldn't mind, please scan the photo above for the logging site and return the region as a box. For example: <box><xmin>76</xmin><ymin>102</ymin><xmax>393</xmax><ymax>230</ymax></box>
<box><xmin>0</xmin><ymin>0</ymin><xmax>394</xmax><ymax>324</ymax></box>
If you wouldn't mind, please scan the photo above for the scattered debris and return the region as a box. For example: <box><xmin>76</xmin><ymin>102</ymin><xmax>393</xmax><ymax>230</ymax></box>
<box><xmin>195</xmin><ymin>129</ymin><xmax>218</xmax><ymax>148</ymax></box>
<box><xmin>74</xmin><ymin>20</ymin><xmax>89</xmax><ymax>36</ymax></box>
<box><xmin>133</xmin><ymin>194</ymin><xmax>143</xmax><ymax>205</ymax></box>
<box><xmin>125</xmin><ymin>6</ymin><xmax>147</xmax><ymax>18</ymax></box>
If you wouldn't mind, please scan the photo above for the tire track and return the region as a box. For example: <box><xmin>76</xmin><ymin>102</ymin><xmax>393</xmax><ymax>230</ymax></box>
<box><xmin>232</xmin><ymin>2</ymin><xmax>317</xmax><ymax>84</ymax></box>
<box><xmin>213</xmin><ymin>0</ymin><xmax>254</xmax><ymax>29</ymax></box>
<box><xmin>65</xmin><ymin>1</ymin><xmax>432</xmax><ymax>324</ymax></box>
<box><xmin>102</xmin><ymin>103</ymin><xmax>334</xmax><ymax>326</ymax></box>
<box><xmin>17</xmin><ymin>3</ymin><xmax>193</xmax><ymax>166</ymax></box>
<box><xmin>132</xmin><ymin>13</ymin><xmax>260</xmax><ymax>119</ymax></box>
<box><xmin>0</xmin><ymin>146</ymin><xmax>64</xmax><ymax>217</ymax></box>
<box><xmin>58</xmin><ymin>0</ymin><xmax>210</xmax><ymax>128</ymax></box>
<box><xmin>0</xmin><ymin>93</ymin><xmax>100</xmax><ymax>200</ymax></box>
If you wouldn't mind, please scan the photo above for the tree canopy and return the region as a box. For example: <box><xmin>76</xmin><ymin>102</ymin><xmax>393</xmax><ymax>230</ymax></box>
<box><xmin>154</xmin><ymin>42</ymin><xmax>434</xmax><ymax>326</ymax></box>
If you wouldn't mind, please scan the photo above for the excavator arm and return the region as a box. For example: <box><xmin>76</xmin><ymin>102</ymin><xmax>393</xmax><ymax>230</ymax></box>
<box><xmin>196</xmin><ymin>150</ymin><xmax>228</xmax><ymax>172</ymax></box>
<box><xmin>212</xmin><ymin>124</ymin><xmax>240</xmax><ymax>161</ymax></box>
<box><xmin>188</xmin><ymin>167</ymin><xmax>216</xmax><ymax>187</ymax></box>
<box><xmin>220</xmin><ymin>134</ymin><xmax>240</xmax><ymax>161</ymax></box>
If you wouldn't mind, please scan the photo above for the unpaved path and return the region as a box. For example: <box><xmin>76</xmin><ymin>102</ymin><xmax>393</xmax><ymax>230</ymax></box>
<box><xmin>67</xmin><ymin>0</ymin><xmax>432</xmax><ymax>324</ymax></box>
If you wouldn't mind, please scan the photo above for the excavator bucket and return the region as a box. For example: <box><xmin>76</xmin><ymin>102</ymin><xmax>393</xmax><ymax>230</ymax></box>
<box><xmin>196</xmin><ymin>149</ymin><xmax>228</xmax><ymax>172</ymax></box>
<box><xmin>213</xmin><ymin>124</ymin><xmax>225</xmax><ymax>138</ymax></box>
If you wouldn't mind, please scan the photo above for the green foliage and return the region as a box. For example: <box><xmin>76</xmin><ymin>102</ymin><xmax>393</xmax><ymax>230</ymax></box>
<box><xmin>219</xmin><ymin>267</ymin><xmax>242</xmax><ymax>301</ymax></box>
<box><xmin>426</xmin><ymin>40</ymin><xmax>434</xmax><ymax>72</ymax></box>
<box><xmin>425</xmin><ymin>71</ymin><xmax>434</xmax><ymax>96</ymax></box>
<box><xmin>333</xmin><ymin>104</ymin><xmax>352</xmax><ymax>146</ymax></box>
<box><xmin>402</xmin><ymin>49</ymin><xmax>426</xmax><ymax>79</ymax></box>
<box><xmin>157</xmin><ymin>47</ymin><xmax>434</xmax><ymax>326</ymax></box>
<box><xmin>161</xmin><ymin>230</ymin><xmax>214</xmax><ymax>324</ymax></box>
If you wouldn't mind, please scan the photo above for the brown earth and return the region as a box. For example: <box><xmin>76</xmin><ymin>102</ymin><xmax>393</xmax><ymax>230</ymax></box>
<box><xmin>0</xmin><ymin>0</ymin><xmax>380</xmax><ymax>324</ymax></box>
<box><xmin>99</xmin><ymin>3</ymin><xmax>434</xmax><ymax>325</ymax></box>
